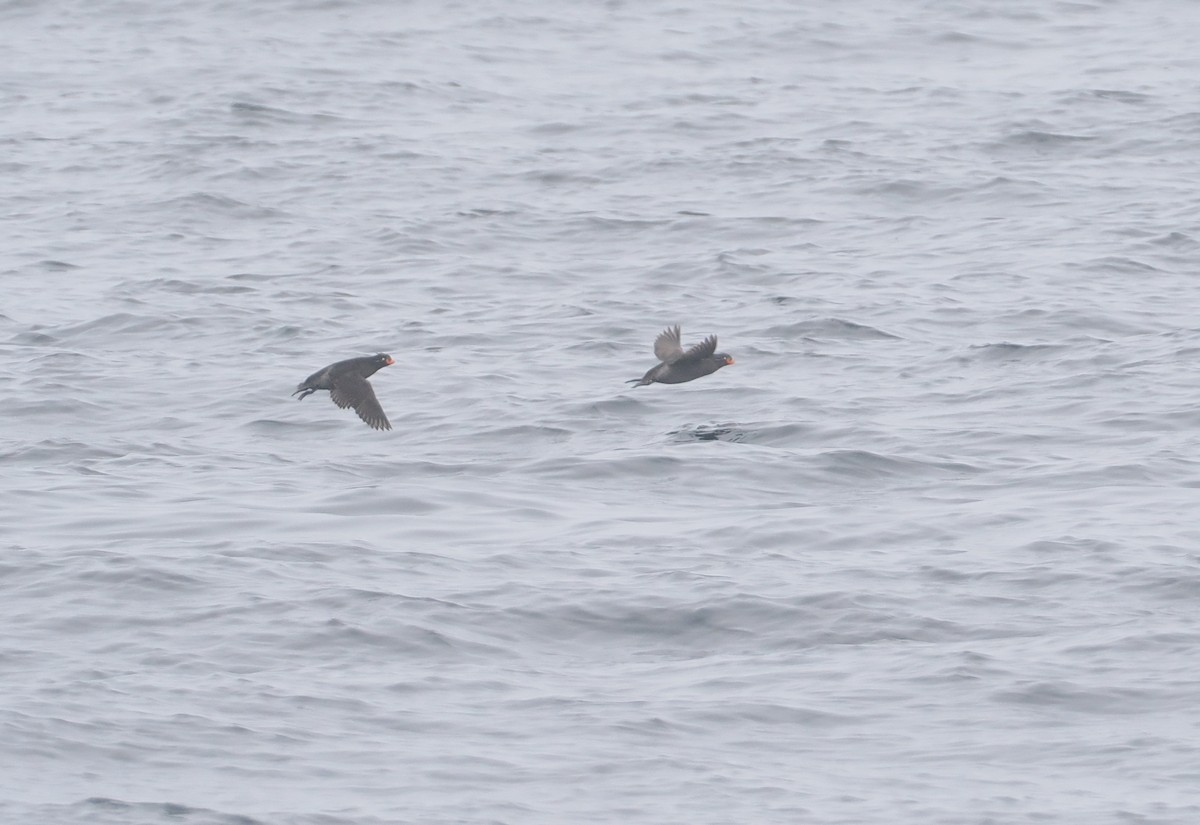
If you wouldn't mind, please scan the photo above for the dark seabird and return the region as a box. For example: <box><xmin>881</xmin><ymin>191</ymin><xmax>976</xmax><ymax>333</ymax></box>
<box><xmin>627</xmin><ymin>326</ymin><xmax>734</xmax><ymax>387</ymax></box>
<box><xmin>293</xmin><ymin>353</ymin><xmax>394</xmax><ymax>430</ymax></box>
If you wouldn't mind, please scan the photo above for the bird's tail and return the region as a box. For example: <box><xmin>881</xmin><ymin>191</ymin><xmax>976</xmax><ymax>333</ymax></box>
<box><xmin>292</xmin><ymin>386</ymin><xmax>316</xmax><ymax>400</ymax></box>
<box><xmin>625</xmin><ymin>378</ymin><xmax>648</xmax><ymax>386</ymax></box>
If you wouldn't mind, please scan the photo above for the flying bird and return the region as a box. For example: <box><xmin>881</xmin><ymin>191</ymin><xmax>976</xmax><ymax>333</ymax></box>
<box><xmin>293</xmin><ymin>353</ymin><xmax>394</xmax><ymax>430</ymax></box>
<box><xmin>627</xmin><ymin>326</ymin><xmax>734</xmax><ymax>387</ymax></box>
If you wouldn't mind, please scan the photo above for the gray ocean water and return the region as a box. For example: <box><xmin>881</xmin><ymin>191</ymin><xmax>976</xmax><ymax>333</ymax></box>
<box><xmin>5</xmin><ymin>1</ymin><xmax>1200</xmax><ymax>823</ymax></box>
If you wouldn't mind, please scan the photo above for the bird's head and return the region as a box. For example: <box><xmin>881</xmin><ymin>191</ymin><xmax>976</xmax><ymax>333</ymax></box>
<box><xmin>716</xmin><ymin>353</ymin><xmax>735</xmax><ymax>367</ymax></box>
<box><xmin>377</xmin><ymin>353</ymin><xmax>395</xmax><ymax>367</ymax></box>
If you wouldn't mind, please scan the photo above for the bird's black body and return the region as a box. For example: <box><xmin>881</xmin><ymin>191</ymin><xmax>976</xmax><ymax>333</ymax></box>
<box><xmin>293</xmin><ymin>353</ymin><xmax>394</xmax><ymax>430</ymax></box>
<box><xmin>627</xmin><ymin>326</ymin><xmax>734</xmax><ymax>387</ymax></box>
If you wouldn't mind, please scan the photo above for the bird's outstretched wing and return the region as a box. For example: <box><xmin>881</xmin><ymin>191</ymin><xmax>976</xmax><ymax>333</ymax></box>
<box><xmin>653</xmin><ymin>325</ymin><xmax>685</xmax><ymax>363</ymax></box>
<box><xmin>331</xmin><ymin>374</ymin><xmax>392</xmax><ymax>431</ymax></box>
<box><xmin>681</xmin><ymin>334</ymin><xmax>717</xmax><ymax>362</ymax></box>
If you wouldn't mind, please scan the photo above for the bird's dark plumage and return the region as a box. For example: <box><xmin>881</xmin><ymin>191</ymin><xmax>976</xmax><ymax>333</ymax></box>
<box><xmin>627</xmin><ymin>326</ymin><xmax>734</xmax><ymax>386</ymax></box>
<box><xmin>293</xmin><ymin>353</ymin><xmax>394</xmax><ymax>430</ymax></box>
